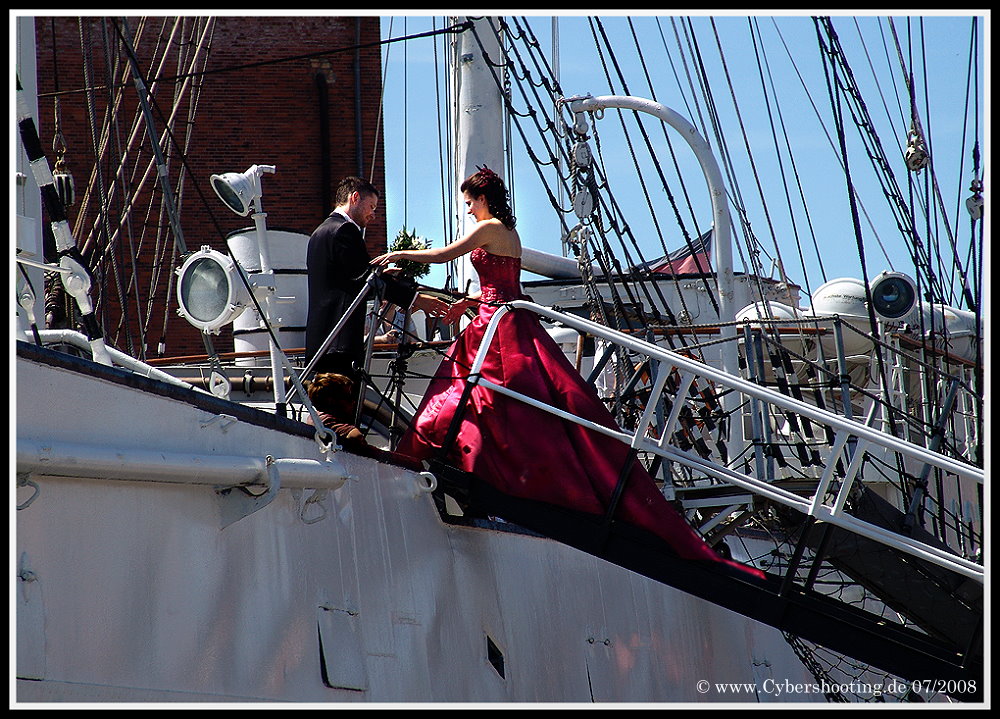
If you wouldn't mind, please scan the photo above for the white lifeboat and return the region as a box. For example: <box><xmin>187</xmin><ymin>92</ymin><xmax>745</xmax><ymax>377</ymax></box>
<box><xmin>735</xmin><ymin>301</ymin><xmax>814</xmax><ymax>358</ymax></box>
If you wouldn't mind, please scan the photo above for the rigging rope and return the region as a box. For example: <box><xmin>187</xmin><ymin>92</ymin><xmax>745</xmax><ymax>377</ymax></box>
<box><xmin>102</xmin><ymin>16</ymin><xmax>147</xmax><ymax>356</ymax></box>
<box><xmin>79</xmin><ymin>18</ymin><xmax>133</xmax><ymax>353</ymax></box>
<box><xmin>888</xmin><ymin>18</ymin><xmax>977</xmax><ymax>311</ymax></box>
<box><xmin>814</xmin><ymin>18</ymin><xmax>912</xmax><ymax>514</ymax></box>
<box><xmin>810</xmin><ymin>16</ymin><xmax>982</xmax><ymax>465</ymax></box>
<box><xmin>593</xmin><ymin>17</ymin><xmax>720</xmax><ymax>319</ymax></box>
<box><xmin>509</xmin><ymin>17</ymin><xmax>709</xmax><ymax>348</ymax></box>
<box><xmin>57</xmin><ymin>17</ymin><xmax>224</xmax><ymax>359</ymax></box>
<box><xmin>40</xmin><ymin>21</ymin><xmax>474</xmax><ymax>103</ymax></box>
<box><xmin>675</xmin><ymin>19</ymin><xmax>772</xmax><ymax>293</ymax></box>
<box><xmin>815</xmin><ymin>18</ymin><xmax>945</xmax><ymax>310</ymax></box>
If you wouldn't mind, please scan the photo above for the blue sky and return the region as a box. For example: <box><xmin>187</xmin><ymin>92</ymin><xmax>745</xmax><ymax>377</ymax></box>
<box><xmin>378</xmin><ymin>13</ymin><xmax>986</xmax><ymax>309</ymax></box>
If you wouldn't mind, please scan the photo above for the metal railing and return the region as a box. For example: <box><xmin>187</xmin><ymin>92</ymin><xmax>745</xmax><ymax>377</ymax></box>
<box><xmin>465</xmin><ymin>300</ymin><xmax>984</xmax><ymax>582</ymax></box>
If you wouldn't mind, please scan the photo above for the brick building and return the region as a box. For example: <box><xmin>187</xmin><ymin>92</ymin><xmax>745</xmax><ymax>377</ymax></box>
<box><xmin>33</xmin><ymin>15</ymin><xmax>386</xmax><ymax>360</ymax></box>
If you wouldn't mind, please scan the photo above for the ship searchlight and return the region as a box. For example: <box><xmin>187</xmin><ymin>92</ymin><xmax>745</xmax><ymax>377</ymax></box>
<box><xmin>869</xmin><ymin>271</ymin><xmax>918</xmax><ymax>323</ymax></box>
<box><xmin>210</xmin><ymin>164</ymin><xmax>275</xmax><ymax>216</ymax></box>
<box><xmin>176</xmin><ymin>246</ymin><xmax>251</xmax><ymax>334</ymax></box>
<box><xmin>809</xmin><ymin>272</ymin><xmax>919</xmax><ymax>326</ymax></box>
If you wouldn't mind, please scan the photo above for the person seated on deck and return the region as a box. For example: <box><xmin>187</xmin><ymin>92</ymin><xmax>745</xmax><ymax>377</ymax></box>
<box><xmin>371</xmin><ymin>300</ymin><xmax>418</xmax><ymax>345</ymax></box>
<box><xmin>305</xmin><ymin>372</ymin><xmax>422</xmax><ymax>471</ymax></box>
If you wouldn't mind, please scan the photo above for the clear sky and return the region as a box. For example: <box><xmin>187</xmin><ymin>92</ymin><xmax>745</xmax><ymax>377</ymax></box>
<box><xmin>378</xmin><ymin>12</ymin><xmax>986</xmax><ymax>311</ymax></box>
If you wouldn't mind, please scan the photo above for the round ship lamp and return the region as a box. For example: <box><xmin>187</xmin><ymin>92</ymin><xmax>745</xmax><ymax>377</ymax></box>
<box><xmin>178</xmin><ymin>163</ymin><xmax>277</xmax><ymax>335</ymax></box>
<box><xmin>175</xmin><ymin>246</ymin><xmax>251</xmax><ymax>334</ymax></box>
<box><xmin>195</xmin><ymin>162</ymin><xmax>290</xmax><ymax>412</ymax></box>
<box><xmin>868</xmin><ymin>271</ymin><xmax>918</xmax><ymax>323</ymax></box>
<box><xmin>810</xmin><ymin>272</ymin><xmax>919</xmax><ymax>325</ymax></box>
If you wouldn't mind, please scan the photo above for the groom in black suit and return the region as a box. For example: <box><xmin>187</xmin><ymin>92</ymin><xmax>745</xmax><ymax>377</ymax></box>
<box><xmin>305</xmin><ymin>176</ymin><xmax>445</xmax><ymax>385</ymax></box>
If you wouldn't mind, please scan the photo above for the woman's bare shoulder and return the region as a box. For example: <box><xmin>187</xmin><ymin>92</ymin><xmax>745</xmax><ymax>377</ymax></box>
<box><xmin>479</xmin><ymin>220</ymin><xmax>521</xmax><ymax>255</ymax></box>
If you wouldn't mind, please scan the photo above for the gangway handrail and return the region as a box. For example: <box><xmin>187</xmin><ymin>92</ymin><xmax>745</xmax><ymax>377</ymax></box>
<box><xmin>466</xmin><ymin>300</ymin><xmax>984</xmax><ymax>583</ymax></box>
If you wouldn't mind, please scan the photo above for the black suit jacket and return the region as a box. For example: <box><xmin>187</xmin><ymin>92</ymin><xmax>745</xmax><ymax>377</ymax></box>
<box><xmin>305</xmin><ymin>212</ymin><xmax>416</xmax><ymax>368</ymax></box>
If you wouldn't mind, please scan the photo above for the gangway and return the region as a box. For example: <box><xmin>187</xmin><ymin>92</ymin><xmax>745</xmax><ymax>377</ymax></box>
<box><xmin>426</xmin><ymin>300</ymin><xmax>983</xmax><ymax>699</ymax></box>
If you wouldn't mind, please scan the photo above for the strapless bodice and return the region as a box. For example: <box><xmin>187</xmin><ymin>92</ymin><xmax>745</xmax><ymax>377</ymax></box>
<box><xmin>471</xmin><ymin>247</ymin><xmax>523</xmax><ymax>303</ymax></box>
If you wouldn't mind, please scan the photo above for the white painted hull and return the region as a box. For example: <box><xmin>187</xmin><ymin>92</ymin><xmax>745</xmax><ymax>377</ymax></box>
<box><xmin>16</xmin><ymin>349</ymin><xmax>819</xmax><ymax>703</ymax></box>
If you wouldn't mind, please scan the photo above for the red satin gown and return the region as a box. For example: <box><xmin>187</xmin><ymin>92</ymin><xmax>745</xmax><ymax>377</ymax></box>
<box><xmin>397</xmin><ymin>248</ymin><xmax>731</xmax><ymax>565</ymax></box>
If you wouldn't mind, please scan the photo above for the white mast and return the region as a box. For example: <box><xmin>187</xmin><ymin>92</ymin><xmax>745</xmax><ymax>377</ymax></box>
<box><xmin>15</xmin><ymin>17</ymin><xmax>44</xmax><ymax>337</ymax></box>
<box><xmin>449</xmin><ymin>16</ymin><xmax>505</xmax><ymax>295</ymax></box>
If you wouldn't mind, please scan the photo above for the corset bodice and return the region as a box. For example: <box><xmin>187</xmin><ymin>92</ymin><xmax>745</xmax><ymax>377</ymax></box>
<box><xmin>471</xmin><ymin>247</ymin><xmax>523</xmax><ymax>303</ymax></box>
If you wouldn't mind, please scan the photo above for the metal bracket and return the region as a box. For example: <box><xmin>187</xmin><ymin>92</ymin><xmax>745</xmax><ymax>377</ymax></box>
<box><xmin>216</xmin><ymin>456</ymin><xmax>280</xmax><ymax>528</ymax></box>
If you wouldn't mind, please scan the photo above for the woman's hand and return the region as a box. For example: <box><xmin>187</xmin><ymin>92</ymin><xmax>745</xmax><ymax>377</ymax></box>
<box><xmin>370</xmin><ymin>251</ymin><xmax>401</xmax><ymax>268</ymax></box>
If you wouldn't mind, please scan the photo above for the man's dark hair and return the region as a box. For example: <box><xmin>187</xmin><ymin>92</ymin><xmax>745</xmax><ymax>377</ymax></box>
<box><xmin>335</xmin><ymin>176</ymin><xmax>380</xmax><ymax>207</ymax></box>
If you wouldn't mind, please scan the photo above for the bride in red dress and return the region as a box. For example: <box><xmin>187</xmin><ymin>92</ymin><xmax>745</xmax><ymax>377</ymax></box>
<box><xmin>371</xmin><ymin>167</ymin><xmax>741</xmax><ymax>568</ymax></box>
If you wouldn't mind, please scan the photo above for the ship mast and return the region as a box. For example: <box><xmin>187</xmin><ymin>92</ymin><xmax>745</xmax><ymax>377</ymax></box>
<box><xmin>448</xmin><ymin>16</ymin><xmax>506</xmax><ymax>295</ymax></box>
<box><xmin>14</xmin><ymin>17</ymin><xmax>43</xmax><ymax>334</ymax></box>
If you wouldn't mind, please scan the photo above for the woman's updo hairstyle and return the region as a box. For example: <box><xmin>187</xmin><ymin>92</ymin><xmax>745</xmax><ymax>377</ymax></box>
<box><xmin>461</xmin><ymin>165</ymin><xmax>517</xmax><ymax>230</ymax></box>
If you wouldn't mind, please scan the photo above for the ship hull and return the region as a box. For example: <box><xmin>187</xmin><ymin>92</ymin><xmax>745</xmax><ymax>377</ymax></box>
<box><xmin>16</xmin><ymin>343</ymin><xmax>819</xmax><ymax>703</ymax></box>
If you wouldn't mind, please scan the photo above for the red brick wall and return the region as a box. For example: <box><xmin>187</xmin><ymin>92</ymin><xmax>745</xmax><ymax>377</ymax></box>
<box><xmin>33</xmin><ymin>15</ymin><xmax>385</xmax><ymax>360</ymax></box>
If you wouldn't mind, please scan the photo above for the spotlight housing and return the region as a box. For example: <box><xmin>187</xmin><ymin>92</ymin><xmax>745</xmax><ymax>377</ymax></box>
<box><xmin>210</xmin><ymin>171</ymin><xmax>256</xmax><ymax>216</ymax></box>
<box><xmin>209</xmin><ymin>164</ymin><xmax>275</xmax><ymax>216</ymax></box>
<box><xmin>176</xmin><ymin>246</ymin><xmax>251</xmax><ymax>334</ymax></box>
<box><xmin>869</xmin><ymin>271</ymin><xmax>918</xmax><ymax>323</ymax></box>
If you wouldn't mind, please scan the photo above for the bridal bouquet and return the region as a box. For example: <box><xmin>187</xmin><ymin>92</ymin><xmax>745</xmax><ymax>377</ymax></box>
<box><xmin>389</xmin><ymin>226</ymin><xmax>431</xmax><ymax>280</ymax></box>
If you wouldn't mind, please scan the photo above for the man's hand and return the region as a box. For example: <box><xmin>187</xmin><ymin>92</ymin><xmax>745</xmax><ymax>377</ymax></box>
<box><xmin>412</xmin><ymin>293</ymin><xmax>451</xmax><ymax>319</ymax></box>
<box><xmin>442</xmin><ymin>298</ymin><xmax>474</xmax><ymax>324</ymax></box>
